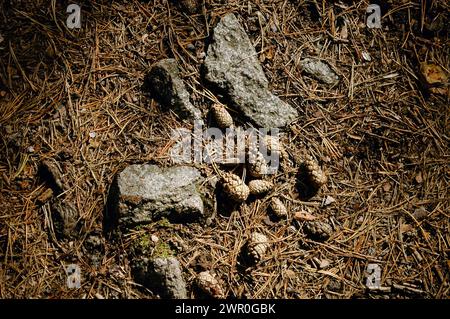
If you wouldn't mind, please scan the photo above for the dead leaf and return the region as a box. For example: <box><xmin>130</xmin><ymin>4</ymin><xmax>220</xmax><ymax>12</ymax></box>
<box><xmin>18</xmin><ymin>179</ymin><xmax>31</xmax><ymax>189</ymax></box>
<box><xmin>319</xmin><ymin>259</ymin><xmax>331</xmax><ymax>269</ymax></box>
<box><xmin>36</xmin><ymin>188</ymin><xmax>54</xmax><ymax>204</ymax></box>
<box><xmin>263</xmin><ymin>215</ymin><xmax>276</xmax><ymax>226</ymax></box>
<box><xmin>322</xmin><ymin>195</ymin><xmax>336</xmax><ymax>206</ymax></box>
<box><xmin>259</xmin><ymin>53</ymin><xmax>266</xmax><ymax>63</ymax></box>
<box><xmin>421</xmin><ymin>230</ymin><xmax>431</xmax><ymax>241</ymax></box>
<box><xmin>400</xmin><ymin>223</ymin><xmax>413</xmax><ymax>234</ymax></box>
<box><xmin>382</xmin><ymin>182</ymin><xmax>391</xmax><ymax>192</ymax></box>
<box><xmin>412</xmin><ymin>207</ymin><xmax>428</xmax><ymax>221</ymax></box>
<box><xmin>415</xmin><ymin>172</ymin><xmax>423</xmax><ymax>184</ymax></box>
<box><xmin>265</xmin><ymin>46</ymin><xmax>275</xmax><ymax>60</ymax></box>
<box><xmin>420</xmin><ymin>63</ymin><xmax>448</xmax><ymax>86</ymax></box>
<box><xmin>429</xmin><ymin>86</ymin><xmax>448</xmax><ymax>96</ymax></box>
<box><xmin>340</xmin><ymin>24</ymin><xmax>348</xmax><ymax>39</ymax></box>
<box><xmin>362</xmin><ymin>51</ymin><xmax>372</xmax><ymax>62</ymax></box>
<box><xmin>294</xmin><ymin>211</ymin><xmax>317</xmax><ymax>222</ymax></box>
<box><xmin>284</xmin><ymin>269</ymin><xmax>296</xmax><ymax>278</ymax></box>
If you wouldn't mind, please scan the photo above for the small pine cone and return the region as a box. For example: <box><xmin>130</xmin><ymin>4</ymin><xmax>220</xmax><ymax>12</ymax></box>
<box><xmin>247</xmin><ymin>151</ymin><xmax>269</xmax><ymax>177</ymax></box>
<box><xmin>263</xmin><ymin>135</ymin><xmax>287</xmax><ymax>159</ymax></box>
<box><xmin>270</xmin><ymin>197</ymin><xmax>287</xmax><ymax>218</ymax></box>
<box><xmin>303</xmin><ymin>154</ymin><xmax>327</xmax><ymax>188</ymax></box>
<box><xmin>248</xmin><ymin>180</ymin><xmax>273</xmax><ymax>195</ymax></box>
<box><xmin>196</xmin><ymin>271</ymin><xmax>225</xmax><ymax>298</ymax></box>
<box><xmin>211</xmin><ymin>104</ymin><xmax>233</xmax><ymax>129</ymax></box>
<box><xmin>247</xmin><ymin>232</ymin><xmax>269</xmax><ymax>262</ymax></box>
<box><xmin>304</xmin><ymin>220</ymin><xmax>333</xmax><ymax>241</ymax></box>
<box><xmin>222</xmin><ymin>172</ymin><xmax>249</xmax><ymax>202</ymax></box>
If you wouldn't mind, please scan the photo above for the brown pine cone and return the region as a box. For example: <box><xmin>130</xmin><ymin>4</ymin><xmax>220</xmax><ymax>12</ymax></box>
<box><xmin>222</xmin><ymin>172</ymin><xmax>249</xmax><ymax>202</ymax></box>
<box><xmin>304</xmin><ymin>220</ymin><xmax>333</xmax><ymax>241</ymax></box>
<box><xmin>196</xmin><ymin>271</ymin><xmax>225</xmax><ymax>298</ymax></box>
<box><xmin>248</xmin><ymin>180</ymin><xmax>273</xmax><ymax>195</ymax></box>
<box><xmin>303</xmin><ymin>154</ymin><xmax>327</xmax><ymax>188</ymax></box>
<box><xmin>247</xmin><ymin>151</ymin><xmax>269</xmax><ymax>178</ymax></box>
<box><xmin>263</xmin><ymin>135</ymin><xmax>287</xmax><ymax>159</ymax></box>
<box><xmin>270</xmin><ymin>197</ymin><xmax>287</xmax><ymax>218</ymax></box>
<box><xmin>211</xmin><ymin>104</ymin><xmax>233</xmax><ymax>129</ymax></box>
<box><xmin>247</xmin><ymin>231</ymin><xmax>269</xmax><ymax>262</ymax></box>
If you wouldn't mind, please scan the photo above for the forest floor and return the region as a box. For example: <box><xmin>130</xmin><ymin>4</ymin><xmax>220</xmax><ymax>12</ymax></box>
<box><xmin>0</xmin><ymin>0</ymin><xmax>449</xmax><ymax>298</ymax></box>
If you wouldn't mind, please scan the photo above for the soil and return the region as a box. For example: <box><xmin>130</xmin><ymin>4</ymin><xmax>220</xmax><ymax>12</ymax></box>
<box><xmin>0</xmin><ymin>0</ymin><xmax>448</xmax><ymax>298</ymax></box>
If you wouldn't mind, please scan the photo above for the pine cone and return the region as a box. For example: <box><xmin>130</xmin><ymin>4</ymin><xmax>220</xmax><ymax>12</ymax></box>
<box><xmin>270</xmin><ymin>197</ymin><xmax>287</xmax><ymax>218</ymax></box>
<box><xmin>211</xmin><ymin>104</ymin><xmax>233</xmax><ymax>129</ymax></box>
<box><xmin>263</xmin><ymin>135</ymin><xmax>287</xmax><ymax>159</ymax></box>
<box><xmin>247</xmin><ymin>231</ymin><xmax>269</xmax><ymax>262</ymax></box>
<box><xmin>222</xmin><ymin>172</ymin><xmax>249</xmax><ymax>202</ymax></box>
<box><xmin>196</xmin><ymin>271</ymin><xmax>225</xmax><ymax>298</ymax></box>
<box><xmin>304</xmin><ymin>220</ymin><xmax>333</xmax><ymax>241</ymax></box>
<box><xmin>248</xmin><ymin>180</ymin><xmax>273</xmax><ymax>195</ymax></box>
<box><xmin>247</xmin><ymin>151</ymin><xmax>269</xmax><ymax>178</ymax></box>
<box><xmin>303</xmin><ymin>154</ymin><xmax>327</xmax><ymax>188</ymax></box>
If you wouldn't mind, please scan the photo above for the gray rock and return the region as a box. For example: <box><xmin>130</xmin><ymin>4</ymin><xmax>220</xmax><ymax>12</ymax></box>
<box><xmin>146</xmin><ymin>59</ymin><xmax>203</xmax><ymax>124</ymax></box>
<box><xmin>51</xmin><ymin>199</ymin><xmax>79</xmax><ymax>239</ymax></box>
<box><xmin>107</xmin><ymin>165</ymin><xmax>204</xmax><ymax>228</ymax></box>
<box><xmin>204</xmin><ymin>13</ymin><xmax>298</xmax><ymax>128</ymax></box>
<box><xmin>300</xmin><ymin>58</ymin><xmax>339</xmax><ymax>85</ymax></box>
<box><xmin>134</xmin><ymin>257</ymin><xmax>187</xmax><ymax>299</ymax></box>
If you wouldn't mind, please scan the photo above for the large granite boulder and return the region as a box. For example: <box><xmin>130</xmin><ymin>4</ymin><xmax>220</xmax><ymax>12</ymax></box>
<box><xmin>106</xmin><ymin>165</ymin><xmax>204</xmax><ymax>229</ymax></box>
<box><xmin>146</xmin><ymin>59</ymin><xmax>203</xmax><ymax>124</ymax></box>
<box><xmin>204</xmin><ymin>13</ymin><xmax>298</xmax><ymax>128</ymax></box>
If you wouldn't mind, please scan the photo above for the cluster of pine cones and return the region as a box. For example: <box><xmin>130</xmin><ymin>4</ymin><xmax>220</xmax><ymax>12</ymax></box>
<box><xmin>210</xmin><ymin>103</ymin><xmax>333</xmax><ymax>264</ymax></box>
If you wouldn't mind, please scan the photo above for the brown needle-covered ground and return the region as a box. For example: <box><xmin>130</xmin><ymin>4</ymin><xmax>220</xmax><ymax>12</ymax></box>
<box><xmin>0</xmin><ymin>0</ymin><xmax>448</xmax><ymax>298</ymax></box>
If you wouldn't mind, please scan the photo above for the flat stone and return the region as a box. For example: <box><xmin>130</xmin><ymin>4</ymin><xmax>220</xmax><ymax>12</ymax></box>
<box><xmin>107</xmin><ymin>165</ymin><xmax>204</xmax><ymax>229</ymax></box>
<box><xmin>300</xmin><ymin>58</ymin><xmax>339</xmax><ymax>85</ymax></box>
<box><xmin>133</xmin><ymin>256</ymin><xmax>187</xmax><ymax>299</ymax></box>
<box><xmin>146</xmin><ymin>59</ymin><xmax>203</xmax><ymax>124</ymax></box>
<box><xmin>204</xmin><ymin>13</ymin><xmax>298</xmax><ymax>128</ymax></box>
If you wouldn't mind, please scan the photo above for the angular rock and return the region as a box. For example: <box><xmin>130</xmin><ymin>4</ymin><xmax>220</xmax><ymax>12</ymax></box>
<box><xmin>133</xmin><ymin>256</ymin><xmax>187</xmax><ymax>299</ymax></box>
<box><xmin>300</xmin><ymin>58</ymin><xmax>339</xmax><ymax>85</ymax></box>
<box><xmin>204</xmin><ymin>13</ymin><xmax>298</xmax><ymax>128</ymax></box>
<box><xmin>107</xmin><ymin>165</ymin><xmax>204</xmax><ymax>228</ymax></box>
<box><xmin>146</xmin><ymin>59</ymin><xmax>203</xmax><ymax>123</ymax></box>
